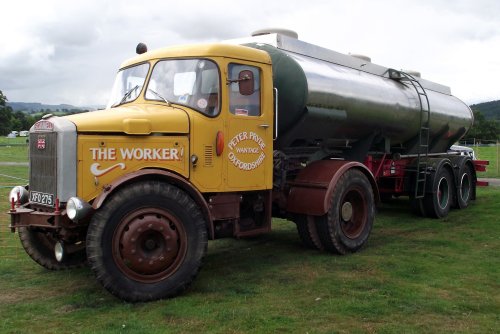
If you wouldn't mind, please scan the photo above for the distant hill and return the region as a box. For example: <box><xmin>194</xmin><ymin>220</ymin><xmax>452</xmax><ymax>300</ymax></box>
<box><xmin>7</xmin><ymin>102</ymin><xmax>102</xmax><ymax>113</ymax></box>
<box><xmin>470</xmin><ymin>100</ymin><xmax>500</xmax><ymax>121</ymax></box>
<box><xmin>7</xmin><ymin>100</ymin><xmax>500</xmax><ymax>120</ymax></box>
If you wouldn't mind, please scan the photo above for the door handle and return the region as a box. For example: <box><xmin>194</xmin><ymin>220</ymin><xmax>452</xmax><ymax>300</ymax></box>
<box><xmin>259</xmin><ymin>124</ymin><xmax>270</xmax><ymax>129</ymax></box>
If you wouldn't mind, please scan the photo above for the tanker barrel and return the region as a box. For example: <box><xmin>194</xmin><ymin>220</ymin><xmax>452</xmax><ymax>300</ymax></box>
<box><xmin>246</xmin><ymin>38</ymin><xmax>473</xmax><ymax>155</ymax></box>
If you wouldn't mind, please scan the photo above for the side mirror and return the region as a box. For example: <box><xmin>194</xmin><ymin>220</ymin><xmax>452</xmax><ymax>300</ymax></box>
<box><xmin>238</xmin><ymin>70</ymin><xmax>254</xmax><ymax>96</ymax></box>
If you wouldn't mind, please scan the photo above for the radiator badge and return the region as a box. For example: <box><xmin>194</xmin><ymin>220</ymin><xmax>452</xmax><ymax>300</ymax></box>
<box><xmin>227</xmin><ymin>131</ymin><xmax>265</xmax><ymax>171</ymax></box>
<box><xmin>34</xmin><ymin>120</ymin><xmax>54</xmax><ymax>132</ymax></box>
<box><xmin>37</xmin><ymin>136</ymin><xmax>46</xmax><ymax>150</ymax></box>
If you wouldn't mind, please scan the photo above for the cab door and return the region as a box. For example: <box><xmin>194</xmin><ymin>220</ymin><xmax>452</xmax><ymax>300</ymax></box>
<box><xmin>225</xmin><ymin>62</ymin><xmax>273</xmax><ymax>190</ymax></box>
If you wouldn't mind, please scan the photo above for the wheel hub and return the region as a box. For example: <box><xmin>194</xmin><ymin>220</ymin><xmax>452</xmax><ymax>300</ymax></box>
<box><xmin>339</xmin><ymin>188</ymin><xmax>368</xmax><ymax>239</ymax></box>
<box><xmin>460</xmin><ymin>173</ymin><xmax>470</xmax><ymax>201</ymax></box>
<box><xmin>341</xmin><ymin>202</ymin><xmax>353</xmax><ymax>221</ymax></box>
<box><xmin>437</xmin><ymin>177</ymin><xmax>449</xmax><ymax>209</ymax></box>
<box><xmin>113</xmin><ymin>208</ymin><xmax>186</xmax><ymax>282</ymax></box>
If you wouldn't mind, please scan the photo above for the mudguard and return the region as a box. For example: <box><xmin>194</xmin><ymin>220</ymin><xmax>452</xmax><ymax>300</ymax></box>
<box><xmin>286</xmin><ymin>160</ymin><xmax>379</xmax><ymax>216</ymax></box>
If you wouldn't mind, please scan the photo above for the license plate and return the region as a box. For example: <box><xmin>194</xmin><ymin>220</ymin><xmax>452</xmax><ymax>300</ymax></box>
<box><xmin>30</xmin><ymin>191</ymin><xmax>55</xmax><ymax>206</ymax></box>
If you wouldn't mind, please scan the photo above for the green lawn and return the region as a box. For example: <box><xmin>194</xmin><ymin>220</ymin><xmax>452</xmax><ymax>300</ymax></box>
<box><xmin>0</xmin><ymin>137</ymin><xmax>29</xmax><ymax>163</ymax></box>
<box><xmin>1</xmin><ymin>155</ymin><xmax>499</xmax><ymax>333</ymax></box>
<box><xmin>474</xmin><ymin>145</ymin><xmax>499</xmax><ymax>178</ymax></box>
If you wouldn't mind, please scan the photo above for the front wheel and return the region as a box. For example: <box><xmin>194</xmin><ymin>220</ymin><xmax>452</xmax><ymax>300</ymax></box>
<box><xmin>315</xmin><ymin>169</ymin><xmax>375</xmax><ymax>254</ymax></box>
<box><xmin>18</xmin><ymin>227</ymin><xmax>86</xmax><ymax>270</ymax></box>
<box><xmin>86</xmin><ymin>181</ymin><xmax>207</xmax><ymax>302</ymax></box>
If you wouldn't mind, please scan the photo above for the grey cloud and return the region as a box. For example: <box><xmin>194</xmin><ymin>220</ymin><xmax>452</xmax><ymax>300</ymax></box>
<box><xmin>1</xmin><ymin>0</ymin><xmax>499</xmax><ymax>105</ymax></box>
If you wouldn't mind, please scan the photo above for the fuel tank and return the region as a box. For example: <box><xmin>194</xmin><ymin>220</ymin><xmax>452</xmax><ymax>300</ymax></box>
<box><xmin>236</xmin><ymin>33</ymin><xmax>473</xmax><ymax>155</ymax></box>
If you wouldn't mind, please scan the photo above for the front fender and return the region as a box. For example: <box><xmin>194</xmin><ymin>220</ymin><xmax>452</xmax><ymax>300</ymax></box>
<box><xmin>91</xmin><ymin>169</ymin><xmax>214</xmax><ymax>238</ymax></box>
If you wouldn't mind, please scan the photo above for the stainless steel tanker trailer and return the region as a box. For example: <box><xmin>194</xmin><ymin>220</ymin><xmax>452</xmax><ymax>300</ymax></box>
<box><xmin>7</xmin><ymin>29</ymin><xmax>488</xmax><ymax>302</ymax></box>
<box><xmin>229</xmin><ymin>30</ymin><xmax>487</xmax><ymax>216</ymax></box>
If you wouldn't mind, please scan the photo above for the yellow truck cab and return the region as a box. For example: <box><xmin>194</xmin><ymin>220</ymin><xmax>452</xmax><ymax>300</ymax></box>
<box><xmin>71</xmin><ymin>43</ymin><xmax>274</xmax><ymax>219</ymax></box>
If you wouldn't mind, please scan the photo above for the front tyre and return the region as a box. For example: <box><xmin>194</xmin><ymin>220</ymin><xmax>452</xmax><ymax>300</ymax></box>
<box><xmin>86</xmin><ymin>181</ymin><xmax>207</xmax><ymax>302</ymax></box>
<box><xmin>315</xmin><ymin>169</ymin><xmax>375</xmax><ymax>254</ymax></box>
<box><xmin>18</xmin><ymin>227</ymin><xmax>86</xmax><ymax>270</ymax></box>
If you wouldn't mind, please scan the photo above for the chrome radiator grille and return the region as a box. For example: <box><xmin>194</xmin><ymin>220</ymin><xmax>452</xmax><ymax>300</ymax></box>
<box><xmin>29</xmin><ymin>132</ymin><xmax>57</xmax><ymax>197</ymax></box>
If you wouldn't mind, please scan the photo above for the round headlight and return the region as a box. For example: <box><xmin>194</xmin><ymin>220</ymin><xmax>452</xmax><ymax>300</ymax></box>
<box><xmin>9</xmin><ymin>186</ymin><xmax>29</xmax><ymax>204</ymax></box>
<box><xmin>66</xmin><ymin>197</ymin><xmax>79</xmax><ymax>220</ymax></box>
<box><xmin>54</xmin><ymin>241</ymin><xmax>64</xmax><ymax>262</ymax></box>
<box><xmin>66</xmin><ymin>197</ymin><xmax>92</xmax><ymax>222</ymax></box>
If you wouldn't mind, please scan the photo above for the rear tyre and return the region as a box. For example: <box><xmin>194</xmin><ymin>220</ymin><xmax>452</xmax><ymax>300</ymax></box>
<box><xmin>295</xmin><ymin>215</ymin><xmax>323</xmax><ymax>250</ymax></box>
<box><xmin>455</xmin><ymin>163</ymin><xmax>473</xmax><ymax>209</ymax></box>
<box><xmin>423</xmin><ymin>167</ymin><xmax>453</xmax><ymax>218</ymax></box>
<box><xmin>410</xmin><ymin>195</ymin><xmax>427</xmax><ymax>217</ymax></box>
<box><xmin>18</xmin><ymin>227</ymin><xmax>87</xmax><ymax>270</ymax></box>
<box><xmin>315</xmin><ymin>169</ymin><xmax>375</xmax><ymax>254</ymax></box>
<box><xmin>86</xmin><ymin>181</ymin><xmax>207</xmax><ymax>302</ymax></box>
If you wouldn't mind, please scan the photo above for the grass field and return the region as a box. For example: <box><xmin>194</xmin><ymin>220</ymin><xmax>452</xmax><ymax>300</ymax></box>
<box><xmin>474</xmin><ymin>146</ymin><xmax>500</xmax><ymax>178</ymax></box>
<box><xmin>0</xmin><ymin>142</ymin><xmax>499</xmax><ymax>333</ymax></box>
<box><xmin>0</xmin><ymin>137</ymin><xmax>29</xmax><ymax>163</ymax></box>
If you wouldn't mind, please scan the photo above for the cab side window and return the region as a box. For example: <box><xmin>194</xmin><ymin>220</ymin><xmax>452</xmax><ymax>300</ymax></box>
<box><xmin>228</xmin><ymin>64</ymin><xmax>260</xmax><ymax>116</ymax></box>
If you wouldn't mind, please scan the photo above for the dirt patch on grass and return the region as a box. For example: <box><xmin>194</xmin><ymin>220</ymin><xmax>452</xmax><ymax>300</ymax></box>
<box><xmin>0</xmin><ymin>286</ymin><xmax>66</xmax><ymax>305</ymax></box>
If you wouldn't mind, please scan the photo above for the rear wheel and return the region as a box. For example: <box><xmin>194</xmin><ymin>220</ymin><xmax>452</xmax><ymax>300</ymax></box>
<box><xmin>423</xmin><ymin>167</ymin><xmax>453</xmax><ymax>218</ymax></box>
<box><xmin>295</xmin><ymin>215</ymin><xmax>323</xmax><ymax>250</ymax></box>
<box><xmin>456</xmin><ymin>164</ymin><xmax>473</xmax><ymax>209</ymax></box>
<box><xmin>315</xmin><ymin>169</ymin><xmax>375</xmax><ymax>254</ymax></box>
<box><xmin>18</xmin><ymin>227</ymin><xmax>86</xmax><ymax>270</ymax></box>
<box><xmin>410</xmin><ymin>195</ymin><xmax>426</xmax><ymax>217</ymax></box>
<box><xmin>86</xmin><ymin>181</ymin><xmax>207</xmax><ymax>302</ymax></box>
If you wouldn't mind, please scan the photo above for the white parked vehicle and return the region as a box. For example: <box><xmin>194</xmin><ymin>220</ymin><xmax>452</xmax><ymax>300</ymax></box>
<box><xmin>448</xmin><ymin>145</ymin><xmax>476</xmax><ymax>160</ymax></box>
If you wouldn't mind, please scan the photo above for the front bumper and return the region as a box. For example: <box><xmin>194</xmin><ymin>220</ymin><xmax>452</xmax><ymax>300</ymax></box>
<box><xmin>8</xmin><ymin>205</ymin><xmax>70</xmax><ymax>232</ymax></box>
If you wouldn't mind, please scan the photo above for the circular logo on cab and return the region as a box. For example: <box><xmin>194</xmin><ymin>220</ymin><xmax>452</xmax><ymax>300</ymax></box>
<box><xmin>227</xmin><ymin>131</ymin><xmax>266</xmax><ymax>171</ymax></box>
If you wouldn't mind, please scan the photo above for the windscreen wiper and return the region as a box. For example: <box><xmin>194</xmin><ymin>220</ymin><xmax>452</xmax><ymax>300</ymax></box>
<box><xmin>148</xmin><ymin>89</ymin><xmax>172</xmax><ymax>107</ymax></box>
<box><xmin>118</xmin><ymin>85</ymin><xmax>140</xmax><ymax>105</ymax></box>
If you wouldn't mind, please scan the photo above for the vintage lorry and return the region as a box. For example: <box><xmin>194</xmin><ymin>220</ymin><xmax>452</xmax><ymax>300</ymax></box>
<box><xmin>8</xmin><ymin>29</ymin><xmax>487</xmax><ymax>302</ymax></box>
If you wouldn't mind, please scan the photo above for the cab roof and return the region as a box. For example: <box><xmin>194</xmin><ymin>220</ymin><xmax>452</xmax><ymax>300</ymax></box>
<box><xmin>120</xmin><ymin>43</ymin><xmax>271</xmax><ymax>69</ymax></box>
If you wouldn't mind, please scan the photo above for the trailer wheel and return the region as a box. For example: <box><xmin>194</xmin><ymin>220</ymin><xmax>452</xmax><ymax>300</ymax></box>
<box><xmin>423</xmin><ymin>167</ymin><xmax>453</xmax><ymax>218</ymax></box>
<box><xmin>295</xmin><ymin>215</ymin><xmax>323</xmax><ymax>250</ymax></box>
<box><xmin>18</xmin><ymin>227</ymin><xmax>86</xmax><ymax>270</ymax></box>
<box><xmin>455</xmin><ymin>164</ymin><xmax>473</xmax><ymax>209</ymax></box>
<box><xmin>410</xmin><ymin>196</ymin><xmax>427</xmax><ymax>217</ymax></box>
<box><xmin>86</xmin><ymin>181</ymin><xmax>207</xmax><ymax>302</ymax></box>
<box><xmin>315</xmin><ymin>169</ymin><xmax>375</xmax><ymax>254</ymax></box>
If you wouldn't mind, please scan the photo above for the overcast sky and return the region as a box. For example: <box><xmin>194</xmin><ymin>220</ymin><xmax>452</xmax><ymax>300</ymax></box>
<box><xmin>1</xmin><ymin>0</ymin><xmax>499</xmax><ymax>106</ymax></box>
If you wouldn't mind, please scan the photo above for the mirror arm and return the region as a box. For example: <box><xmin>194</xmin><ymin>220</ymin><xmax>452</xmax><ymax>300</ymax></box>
<box><xmin>226</xmin><ymin>75</ymin><xmax>251</xmax><ymax>85</ymax></box>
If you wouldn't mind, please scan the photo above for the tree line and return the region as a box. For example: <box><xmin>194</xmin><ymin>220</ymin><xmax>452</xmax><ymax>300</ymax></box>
<box><xmin>0</xmin><ymin>90</ymin><xmax>40</xmax><ymax>135</ymax></box>
<box><xmin>0</xmin><ymin>90</ymin><xmax>88</xmax><ymax>136</ymax></box>
<box><xmin>1</xmin><ymin>89</ymin><xmax>498</xmax><ymax>140</ymax></box>
<box><xmin>463</xmin><ymin>110</ymin><xmax>500</xmax><ymax>142</ymax></box>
